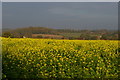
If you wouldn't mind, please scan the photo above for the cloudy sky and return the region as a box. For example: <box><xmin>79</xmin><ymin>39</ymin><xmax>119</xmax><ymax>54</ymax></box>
<box><xmin>0</xmin><ymin>2</ymin><xmax>1</xmax><ymax>29</ymax></box>
<box><xmin>2</xmin><ymin>2</ymin><xmax>118</xmax><ymax>30</ymax></box>
<box><xmin>2</xmin><ymin>0</ymin><xmax>120</xmax><ymax>2</ymax></box>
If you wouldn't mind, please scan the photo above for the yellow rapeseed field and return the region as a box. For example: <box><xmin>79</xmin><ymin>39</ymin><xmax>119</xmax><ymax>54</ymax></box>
<box><xmin>2</xmin><ymin>37</ymin><xmax>119</xmax><ymax>78</ymax></box>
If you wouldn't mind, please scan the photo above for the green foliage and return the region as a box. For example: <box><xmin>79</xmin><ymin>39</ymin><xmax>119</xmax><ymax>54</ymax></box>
<box><xmin>2</xmin><ymin>27</ymin><xmax>118</xmax><ymax>40</ymax></box>
<box><xmin>36</xmin><ymin>35</ymin><xmax>43</xmax><ymax>38</ymax></box>
<box><xmin>2</xmin><ymin>32</ymin><xmax>14</xmax><ymax>38</ymax></box>
<box><xmin>2</xmin><ymin>38</ymin><xmax>119</xmax><ymax>78</ymax></box>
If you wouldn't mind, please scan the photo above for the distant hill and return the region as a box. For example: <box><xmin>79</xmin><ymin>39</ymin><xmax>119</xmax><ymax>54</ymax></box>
<box><xmin>2</xmin><ymin>28</ymin><xmax>12</xmax><ymax>32</ymax></box>
<box><xmin>2</xmin><ymin>26</ymin><xmax>118</xmax><ymax>40</ymax></box>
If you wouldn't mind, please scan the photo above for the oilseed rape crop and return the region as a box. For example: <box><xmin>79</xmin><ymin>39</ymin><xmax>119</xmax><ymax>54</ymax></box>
<box><xmin>2</xmin><ymin>37</ymin><xmax>119</xmax><ymax>78</ymax></box>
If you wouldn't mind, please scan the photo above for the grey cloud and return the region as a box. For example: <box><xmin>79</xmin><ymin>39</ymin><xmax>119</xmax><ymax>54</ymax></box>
<box><xmin>48</xmin><ymin>7</ymin><xmax>85</xmax><ymax>16</ymax></box>
<box><xmin>2</xmin><ymin>2</ymin><xmax>118</xmax><ymax>30</ymax></box>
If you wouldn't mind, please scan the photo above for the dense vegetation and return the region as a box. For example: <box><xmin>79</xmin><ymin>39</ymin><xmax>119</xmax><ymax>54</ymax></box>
<box><xmin>2</xmin><ymin>38</ymin><xmax>119</xmax><ymax>78</ymax></box>
<box><xmin>2</xmin><ymin>27</ymin><xmax>118</xmax><ymax>40</ymax></box>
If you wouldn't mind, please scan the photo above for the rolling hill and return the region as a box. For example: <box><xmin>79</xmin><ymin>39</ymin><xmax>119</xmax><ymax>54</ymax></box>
<box><xmin>2</xmin><ymin>27</ymin><xmax>118</xmax><ymax>40</ymax></box>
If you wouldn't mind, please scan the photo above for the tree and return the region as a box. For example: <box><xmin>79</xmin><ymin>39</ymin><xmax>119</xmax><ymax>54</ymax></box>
<box><xmin>37</xmin><ymin>35</ymin><xmax>43</xmax><ymax>38</ymax></box>
<box><xmin>69</xmin><ymin>37</ymin><xmax>75</xmax><ymax>40</ymax></box>
<box><xmin>2</xmin><ymin>32</ymin><xmax>14</xmax><ymax>38</ymax></box>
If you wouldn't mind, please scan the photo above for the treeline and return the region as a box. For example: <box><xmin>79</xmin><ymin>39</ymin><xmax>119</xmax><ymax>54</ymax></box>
<box><xmin>2</xmin><ymin>27</ymin><xmax>59</xmax><ymax>38</ymax></box>
<box><xmin>2</xmin><ymin>27</ymin><xmax>119</xmax><ymax>40</ymax></box>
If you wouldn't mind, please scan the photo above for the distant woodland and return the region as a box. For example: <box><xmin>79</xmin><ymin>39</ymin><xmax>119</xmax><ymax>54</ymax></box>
<box><xmin>2</xmin><ymin>27</ymin><xmax>119</xmax><ymax>40</ymax></box>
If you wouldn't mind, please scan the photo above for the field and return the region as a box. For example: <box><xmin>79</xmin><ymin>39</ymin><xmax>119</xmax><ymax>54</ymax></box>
<box><xmin>2</xmin><ymin>37</ymin><xmax>119</xmax><ymax>78</ymax></box>
<box><xmin>32</xmin><ymin>34</ymin><xmax>64</xmax><ymax>39</ymax></box>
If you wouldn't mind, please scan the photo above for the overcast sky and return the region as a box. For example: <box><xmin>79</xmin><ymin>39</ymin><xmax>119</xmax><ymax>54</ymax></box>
<box><xmin>0</xmin><ymin>2</ymin><xmax>1</xmax><ymax>30</ymax></box>
<box><xmin>2</xmin><ymin>2</ymin><xmax>118</xmax><ymax>30</ymax></box>
<box><xmin>2</xmin><ymin>0</ymin><xmax>120</xmax><ymax>2</ymax></box>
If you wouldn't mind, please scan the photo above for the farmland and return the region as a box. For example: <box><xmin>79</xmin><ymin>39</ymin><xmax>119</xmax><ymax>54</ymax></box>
<box><xmin>2</xmin><ymin>27</ymin><xmax>119</xmax><ymax>40</ymax></box>
<box><xmin>2</xmin><ymin>37</ymin><xmax>119</xmax><ymax>78</ymax></box>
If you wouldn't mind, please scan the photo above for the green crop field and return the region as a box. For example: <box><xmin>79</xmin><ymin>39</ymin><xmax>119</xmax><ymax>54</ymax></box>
<box><xmin>2</xmin><ymin>37</ymin><xmax>119</xmax><ymax>78</ymax></box>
